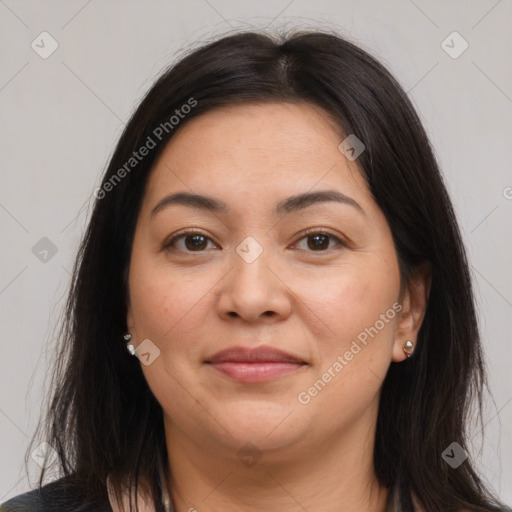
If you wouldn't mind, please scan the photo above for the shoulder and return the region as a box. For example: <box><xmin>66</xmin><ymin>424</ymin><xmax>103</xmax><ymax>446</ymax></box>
<box><xmin>0</xmin><ymin>476</ymin><xmax>112</xmax><ymax>512</ymax></box>
<box><xmin>0</xmin><ymin>486</ymin><xmax>44</xmax><ymax>512</ymax></box>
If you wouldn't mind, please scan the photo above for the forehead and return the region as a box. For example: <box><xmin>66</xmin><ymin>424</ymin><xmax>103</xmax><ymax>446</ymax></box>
<box><xmin>142</xmin><ymin>102</ymin><xmax>371</xmax><ymax>213</ymax></box>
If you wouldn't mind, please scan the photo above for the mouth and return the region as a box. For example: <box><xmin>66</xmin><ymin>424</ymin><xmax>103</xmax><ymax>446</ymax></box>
<box><xmin>205</xmin><ymin>345</ymin><xmax>308</xmax><ymax>383</ymax></box>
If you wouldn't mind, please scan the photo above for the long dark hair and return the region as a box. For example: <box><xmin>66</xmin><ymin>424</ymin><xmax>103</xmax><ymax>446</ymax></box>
<box><xmin>26</xmin><ymin>29</ymin><xmax>507</xmax><ymax>511</ymax></box>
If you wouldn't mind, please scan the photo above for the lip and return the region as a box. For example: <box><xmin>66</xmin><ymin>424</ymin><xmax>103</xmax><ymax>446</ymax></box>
<box><xmin>205</xmin><ymin>345</ymin><xmax>307</xmax><ymax>383</ymax></box>
<box><xmin>206</xmin><ymin>345</ymin><xmax>305</xmax><ymax>364</ymax></box>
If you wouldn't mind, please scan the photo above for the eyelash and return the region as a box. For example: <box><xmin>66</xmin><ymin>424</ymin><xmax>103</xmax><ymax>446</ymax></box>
<box><xmin>162</xmin><ymin>228</ymin><xmax>345</xmax><ymax>254</ymax></box>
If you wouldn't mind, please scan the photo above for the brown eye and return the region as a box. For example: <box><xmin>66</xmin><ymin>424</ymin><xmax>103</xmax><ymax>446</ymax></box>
<box><xmin>164</xmin><ymin>232</ymin><xmax>217</xmax><ymax>252</ymax></box>
<box><xmin>293</xmin><ymin>231</ymin><xmax>344</xmax><ymax>252</ymax></box>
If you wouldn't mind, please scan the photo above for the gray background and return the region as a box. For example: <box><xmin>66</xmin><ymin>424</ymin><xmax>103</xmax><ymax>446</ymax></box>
<box><xmin>1</xmin><ymin>0</ymin><xmax>511</xmax><ymax>505</ymax></box>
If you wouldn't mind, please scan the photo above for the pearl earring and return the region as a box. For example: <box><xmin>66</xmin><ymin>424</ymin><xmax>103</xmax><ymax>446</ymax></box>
<box><xmin>123</xmin><ymin>333</ymin><xmax>136</xmax><ymax>356</ymax></box>
<box><xmin>403</xmin><ymin>340</ymin><xmax>414</xmax><ymax>358</ymax></box>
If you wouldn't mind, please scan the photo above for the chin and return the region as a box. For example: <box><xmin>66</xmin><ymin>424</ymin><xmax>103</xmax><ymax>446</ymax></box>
<box><xmin>217</xmin><ymin>403</ymin><xmax>304</xmax><ymax>447</ymax></box>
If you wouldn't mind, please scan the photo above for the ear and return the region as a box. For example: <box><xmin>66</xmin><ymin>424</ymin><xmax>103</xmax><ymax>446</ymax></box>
<box><xmin>392</xmin><ymin>262</ymin><xmax>432</xmax><ymax>362</ymax></box>
<box><xmin>124</xmin><ymin>270</ymin><xmax>136</xmax><ymax>337</ymax></box>
<box><xmin>125</xmin><ymin>288</ymin><xmax>136</xmax><ymax>339</ymax></box>
<box><xmin>126</xmin><ymin>302</ymin><xmax>134</xmax><ymax>333</ymax></box>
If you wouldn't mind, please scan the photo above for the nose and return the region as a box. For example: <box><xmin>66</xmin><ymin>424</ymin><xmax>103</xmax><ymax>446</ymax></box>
<box><xmin>216</xmin><ymin>241</ymin><xmax>292</xmax><ymax>324</ymax></box>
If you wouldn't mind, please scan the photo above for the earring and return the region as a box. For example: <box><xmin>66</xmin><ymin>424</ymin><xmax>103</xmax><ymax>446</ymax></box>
<box><xmin>123</xmin><ymin>333</ymin><xmax>136</xmax><ymax>356</ymax></box>
<box><xmin>403</xmin><ymin>340</ymin><xmax>414</xmax><ymax>358</ymax></box>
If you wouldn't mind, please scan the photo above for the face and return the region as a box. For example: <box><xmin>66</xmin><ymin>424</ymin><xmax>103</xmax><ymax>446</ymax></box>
<box><xmin>126</xmin><ymin>102</ymin><xmax>421</xmax><ymax>462</ymax></box>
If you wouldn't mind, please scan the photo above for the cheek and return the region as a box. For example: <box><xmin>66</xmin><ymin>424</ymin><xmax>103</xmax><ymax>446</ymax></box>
<box><xmin>296</xmin><ymin>258</ymin><xmax>400</xmax><ymax>413</ymax></box>
<box><xmin>291</xmin><ymin>256</ymin><xmax>400</xmax><ymax>346</ymax></box>
<box><xmin>128</xmin><ymin>256</ymin><xmax>224</xmax><ymax>386</ymax></box>
<box><xmin>128</xmin><ymin>261</ymin><xmax>215</xmax><ymax>412</ymax></box>
<box><xmin>129</xmin><ymin>257</ymin><xmax>210</xmax><ymax>339</ymax></box>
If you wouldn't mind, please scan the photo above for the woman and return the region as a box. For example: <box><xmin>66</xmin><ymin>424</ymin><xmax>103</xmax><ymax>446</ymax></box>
<box><xmin>1</xmin><ymin>30</ymin><xmax>509</xmax><ymax>512</ymax></box>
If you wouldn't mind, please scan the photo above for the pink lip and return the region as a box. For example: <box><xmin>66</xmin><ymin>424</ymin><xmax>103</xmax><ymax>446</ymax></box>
<box><xmin>205</xmin><ymin>345</ymin><xmax>307</xmax><ymax>383</ymax></box>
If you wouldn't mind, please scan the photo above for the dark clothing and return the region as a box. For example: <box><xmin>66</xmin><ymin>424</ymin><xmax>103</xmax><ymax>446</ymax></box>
<box><xmin>0</xmin><ymin>476</ymin><xmax>166</xmax><ymax>512</ymax></box>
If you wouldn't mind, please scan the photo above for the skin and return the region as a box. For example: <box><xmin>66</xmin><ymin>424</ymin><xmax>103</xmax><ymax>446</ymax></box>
<box><xmin>126</xmin><ymin>102</ymin><xmax>430</xmax><ymax>512</ymax></box>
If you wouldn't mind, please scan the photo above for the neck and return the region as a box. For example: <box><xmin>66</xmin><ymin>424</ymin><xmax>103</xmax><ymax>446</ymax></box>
<box><xmin>163</xmin><ymin>414</ymin><xmax>389</xmax><ymax>512</ymax></box>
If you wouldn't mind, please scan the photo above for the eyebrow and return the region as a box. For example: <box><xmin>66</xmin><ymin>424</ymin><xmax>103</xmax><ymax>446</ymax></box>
<box><xmin>150</xmin><ymin>190</ymin><xmax>365</xmax><ymax>217</ymax></box>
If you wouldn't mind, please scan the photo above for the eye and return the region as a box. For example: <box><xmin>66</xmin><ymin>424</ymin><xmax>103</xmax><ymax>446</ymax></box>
<box><xmin>163</xmin><ymin>229</ymin><xmax>345</xmax><ymax>253</ymax></box>
<box><xmin>163</xmin><ymin>231</ymin><xmax>218</xmax><ymax>252</ymax></box>
<box><xmin>291</xmin><ymin>229</ymin><xmax>345</xmax><ymax>252</ymax></box>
